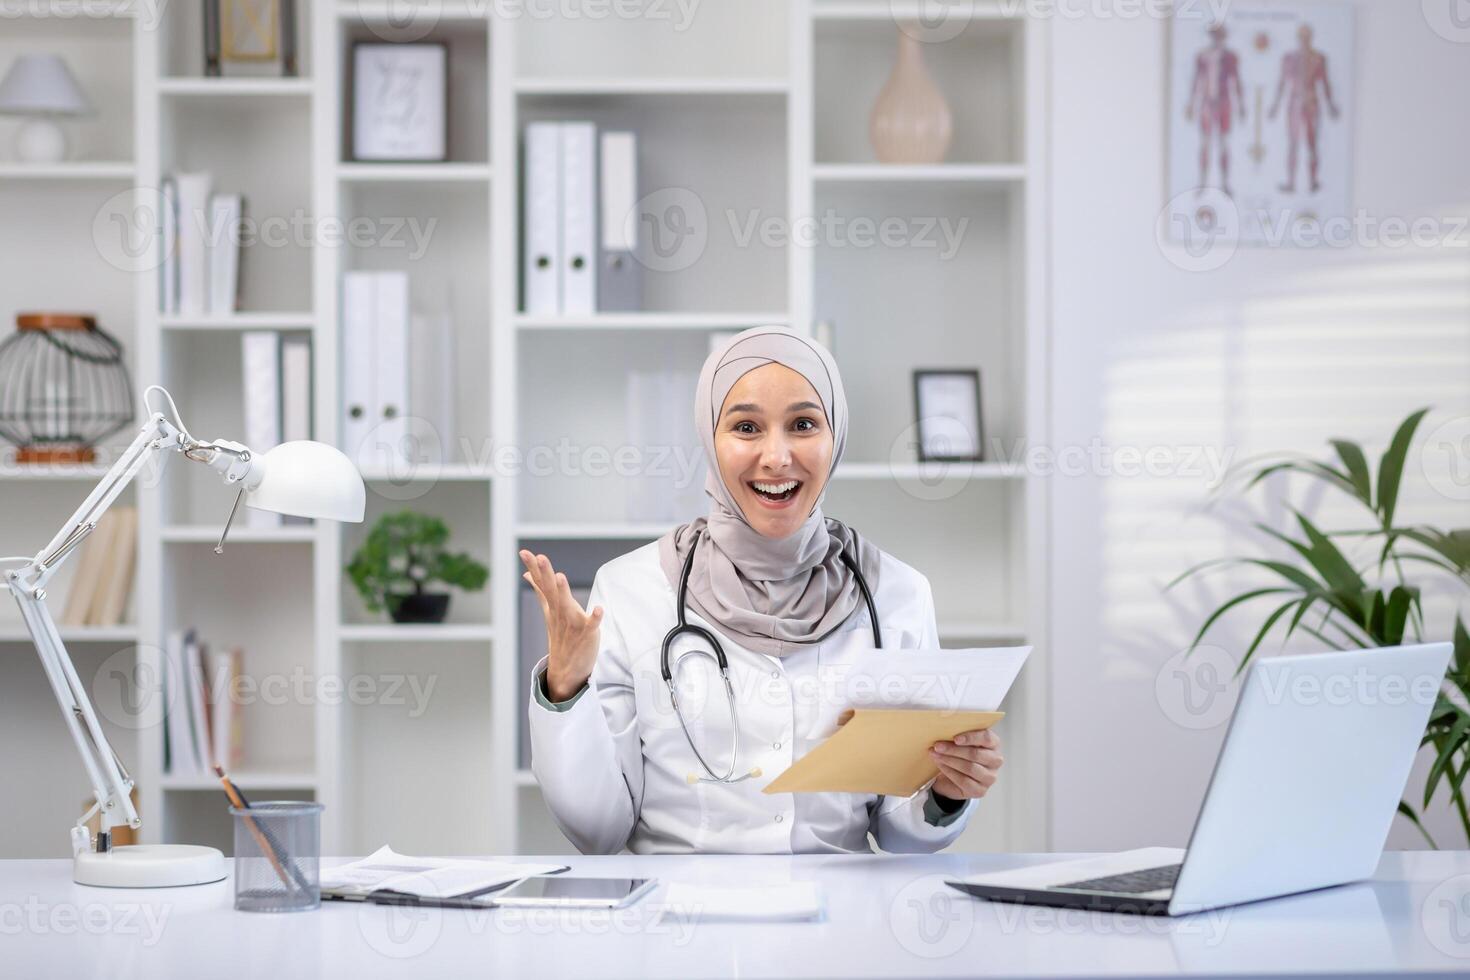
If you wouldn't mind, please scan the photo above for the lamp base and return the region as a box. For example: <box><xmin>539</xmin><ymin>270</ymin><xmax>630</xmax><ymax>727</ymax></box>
<box><xmin>14</xmin><ymin>117</ymin><xmax>68</xmax><ymax>164</ymax></box>
<box><xmin>74</xmin><ymin>844</ymin><xmax>227</xmax><ymax>888</ymax></box>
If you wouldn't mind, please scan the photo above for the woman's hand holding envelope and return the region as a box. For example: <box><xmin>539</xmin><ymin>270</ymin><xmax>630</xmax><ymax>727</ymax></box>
<box><xmin>930</xmin><ymin>729</ymin><xmax>1004</xmax><ymax>800</ymax></box>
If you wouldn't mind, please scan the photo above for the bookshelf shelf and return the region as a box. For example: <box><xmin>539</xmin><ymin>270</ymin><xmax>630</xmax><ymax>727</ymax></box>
<box><xmin>160</xmin><ymin>526</ymin><xmax>318</xmax><ymax>544</ymax></box>
<box><xmin>160</xmin><ymin>770</ymin><xmax>317</xmax><ymax>791</ymax></box>
<box><xmin>515</xmin><ymin>312</ymin><xmax>788</xmax><ymax>331</ymax></box>
<box><xmin>335</xmin><ymin>162</ymin><xmax>493</xmax><ymax>183</ymax></box>
<box><xmin>0</xmin><ymin>625</ymin><xmax>138</xmax><ymax>644</ymax></box>
<box><xmin>517</xmin><ymin>523</ymin><xmax>672</xmax><ymax>541</ymax></box>
<box><xmin>513</xmin><ymin>77</ymin><xmax>789</xmax><ymax>96</ymax></box>
<box><xmin>339</xmin><ymin>623</ymin><xmax>496</xmax><ymax>643</ymax></box>
<box><xmin>158</xmin><ymin>312</ymin><xmax>317</xmax><ymax>331</ymax></box>
<box><xmin>157</xmin><ymin>78</ymin><xmax>314</xmax><ymax>98</ymax></box>
<box><xmin>0</xmin><ymin>162</ymin><xmax>135</xmax><ymax>181</ymax></box>
<box><xmin>0</xmin><ymin>464</ymin><xmax>114</xmax><ymax>481</ymax></box>
<box><xmin>812</xmin><ymin>163</ymin><xmax>1027</xmax><ymax>184</ymax></box>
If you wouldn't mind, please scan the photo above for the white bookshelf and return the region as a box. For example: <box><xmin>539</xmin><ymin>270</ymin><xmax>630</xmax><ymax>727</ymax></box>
<box><xmin>0</xmin><ymin>0</ymin><xmax>1049</xmax><ymax>860</ymax></box>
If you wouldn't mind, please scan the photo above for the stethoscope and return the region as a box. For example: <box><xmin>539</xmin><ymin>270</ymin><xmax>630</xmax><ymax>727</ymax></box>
<box><xmin>661</xmin><ymin>534</ymin><xmax>881</xmax><ymax>785</ymax></box>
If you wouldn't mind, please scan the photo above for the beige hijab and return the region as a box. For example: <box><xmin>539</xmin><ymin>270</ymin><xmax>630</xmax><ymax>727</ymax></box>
<box><xmin>657</xmin><ymin>327</ymin><xmax>881</xmax><ymax>656</ymax></box>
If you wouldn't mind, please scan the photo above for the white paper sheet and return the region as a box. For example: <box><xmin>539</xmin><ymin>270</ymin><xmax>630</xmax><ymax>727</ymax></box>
<box><xmin>658</xmin><ymin>882</ymin><xmax>822</xmax><ymax>922</ymax></box>
<box><xmin>839</xmin><ymin>645</ymin><xmax>1032</xmax><ymax>712</ymax></box>
<box><xmin>321</xmin><ymin>846</ymin><xmax>566</xmax><ymax>899</ymax></box>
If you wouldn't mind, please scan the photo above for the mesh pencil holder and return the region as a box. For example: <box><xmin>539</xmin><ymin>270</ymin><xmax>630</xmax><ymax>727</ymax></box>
<box><xmin>229</xmin><ymin>801</ymin><xmax>323</xmax><ymax>912</ymax></box>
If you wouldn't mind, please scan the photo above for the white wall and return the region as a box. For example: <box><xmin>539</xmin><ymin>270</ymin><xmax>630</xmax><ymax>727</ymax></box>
<box><xmin>1048</xmin><ymin>0</ymin><xmax>1470</xmax><ymax>851</ymax></box>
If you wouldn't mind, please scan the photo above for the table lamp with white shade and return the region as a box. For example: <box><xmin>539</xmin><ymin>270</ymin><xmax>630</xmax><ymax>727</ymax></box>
<box><xmin>3</xmin><ymin>386</ymin><xmax>365</xmax><ymax>887</ymax></box>
<box><xmin>0</xmin><ymin>53</ymin><xmax>93</xmax><ymax>164</ymax></box>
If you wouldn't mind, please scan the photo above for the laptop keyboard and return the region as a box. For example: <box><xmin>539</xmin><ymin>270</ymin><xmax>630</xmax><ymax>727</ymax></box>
<box><xmin>1055</xmin><ymin>863</ymin><xmax>1182</xmax><ymax>895</ymax></box>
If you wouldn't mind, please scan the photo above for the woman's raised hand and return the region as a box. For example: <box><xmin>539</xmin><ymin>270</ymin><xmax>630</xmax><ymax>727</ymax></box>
<box><xmin>520</xmin><ymin>550</ymin><xmax>604</xmax><ymax>702</ymax></box>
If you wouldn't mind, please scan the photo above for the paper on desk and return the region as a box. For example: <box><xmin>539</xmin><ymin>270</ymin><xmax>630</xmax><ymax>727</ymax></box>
<box><xmin>765</xmin><ymin>707</ymin><xmax>1003</xmax><ymax>796</ymax></box>
<box><xmin>321</xmin><ymin>846</ymin><xmax>565</xmax><ymax>899</ymax></box>
<box><xmin>839</xmin><ymin>645</ymin><xmax>1031</xmax><ymax>712</ymax></box>
<box><xmin>658</xmin><ymin>882</ymin><xmax>822</xmax><ymax>922</ymax></box>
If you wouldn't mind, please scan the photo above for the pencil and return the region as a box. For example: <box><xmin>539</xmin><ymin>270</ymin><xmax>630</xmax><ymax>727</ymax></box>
<box><xmin>215</xmin><ymin>765</ymin><xmax>309</xmax><ymax>893</ymax></box>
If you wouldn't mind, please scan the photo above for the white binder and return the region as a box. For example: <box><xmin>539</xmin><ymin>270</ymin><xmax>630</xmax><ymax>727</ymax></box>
<box><xmin>373</xmin><ymin>271</ymin><xmax>411</xmax><ymax>471</ymax></box>
<box><xmin>208</xmin><ymin>193</ymin><xmax>242</xmax><ymax>315</ymax></box>
<box><xmin>159</xmin><ymin>176</ymin><xmax>178</xmax><ymax>315</ymax></box>
<box><xmin>560</xmin><ymin>122</ymin><xmax>597</xmax><ymax>315</ymax></box>
<box><xmin>598</xmin><ymin>130</ymin><xmax>640</xmax><ymax>311</ymax></box>
<box><xmin>241</xmin><ymin>330</ymin><xmax>281</xmax><ymax>528</ymax></box>
<box><xmin>340</xmin><ymin>271</ymin><xmax>377</xmax><ymax>467</ymax></box>
<box><xmin>523</xmin><ymin>122</ymin><xmax>562</xmax><ymax>315</ymax></box>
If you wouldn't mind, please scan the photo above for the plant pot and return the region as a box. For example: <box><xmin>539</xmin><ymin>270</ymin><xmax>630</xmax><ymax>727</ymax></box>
<box><xmin>388</xmin><ymin>593</ymin><xmax>451</xmax><ymax>624</ymax></box>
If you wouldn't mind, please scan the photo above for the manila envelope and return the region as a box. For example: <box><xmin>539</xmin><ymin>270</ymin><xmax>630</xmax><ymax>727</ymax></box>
<box><xmin>762</xmin><ymin>708</ymin><xmax>1003</xmax><ymax>796</ymax></box>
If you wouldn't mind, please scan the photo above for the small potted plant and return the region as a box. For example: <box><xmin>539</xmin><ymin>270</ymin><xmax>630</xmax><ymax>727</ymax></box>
<box><xmin>347</xmin><ymin>511</ymin><xmax>489</xmax><ymax>624</ymax></box>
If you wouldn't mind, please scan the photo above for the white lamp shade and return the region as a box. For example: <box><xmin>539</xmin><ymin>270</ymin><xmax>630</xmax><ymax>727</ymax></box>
<box><xmin>0</xmin><ymin>54</ymin><xmax>93</xmax><ymax>116</ymax></box>
<box><xmin>246</xmin><ymin>441</ymin><xmax>366</xmax><ymax>522</ymax></box>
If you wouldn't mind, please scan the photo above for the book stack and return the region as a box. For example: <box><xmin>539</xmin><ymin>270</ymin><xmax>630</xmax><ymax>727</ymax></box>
<box><xmin>163</xmin><ymin>629</ymin><xmax>244</xmax><ymax>778</ymax></box>
<box><xmin>159</xmin><ymin>172</ymin><xmax>245</xmax><ymax>317</ymax></box>
<box><xmin>522</xmin><ymin>124</ymin><xmax>641</xmax><ymax>315</ymax></box>
<box><xmin>60</xmin><ymin>506</ymin><xmax>138</xmax><ymax>628</ymax></box>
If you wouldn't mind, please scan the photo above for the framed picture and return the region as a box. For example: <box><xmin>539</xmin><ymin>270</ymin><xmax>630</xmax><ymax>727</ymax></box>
<box><xmin>205</xmin><ymin>0</ymin><xmax>297</xmax><ymax>77</ymax></box>
<box><xmin>351</xmin><ymin>42</ymin><xmax>449</xmax><ymax>162</ymax></box>
<box><xmin>912</xmin><ymin>369</ymin><xmax>983</xmax><ymax>462</ymax></box>
<box><xmin>1165</xmin><ymin>2</ymin><xmax>1354</xmax><ymax>246</ymax></box>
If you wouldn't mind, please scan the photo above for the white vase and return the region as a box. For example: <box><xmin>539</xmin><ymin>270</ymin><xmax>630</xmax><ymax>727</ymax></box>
<box><xmin>868</xmin><ymin>29</ymin><xmax>953</xmax><ymax>165</ymax></box>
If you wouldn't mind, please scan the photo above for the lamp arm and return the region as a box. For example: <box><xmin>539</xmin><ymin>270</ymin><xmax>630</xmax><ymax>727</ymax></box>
<box><xmin>4</xmin><ymin>414</ymin><xmax>182</xmax><ymax>856</ymax></box>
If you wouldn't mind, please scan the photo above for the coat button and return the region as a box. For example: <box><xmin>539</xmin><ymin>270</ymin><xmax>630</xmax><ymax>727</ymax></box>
<box><xmin>774</xmin><ymin>814</ymin><xmax>784</xmax><ymax>823</ymax></box>
<box><xmin>773</xmin><ymin>741</ymin><xmax>782</xmax><ymax>750</ymax></box>
<box><xmin>770</xmin><ymin>670</ymin><xmax>780</xmax><ymax>679</ymax></box>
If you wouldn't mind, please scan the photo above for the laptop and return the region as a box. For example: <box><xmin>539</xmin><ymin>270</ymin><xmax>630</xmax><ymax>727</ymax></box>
<box><xmin>947</xmin><ymin>642</ymin><xmax>1453</xmax><ymax>916</ymax></box>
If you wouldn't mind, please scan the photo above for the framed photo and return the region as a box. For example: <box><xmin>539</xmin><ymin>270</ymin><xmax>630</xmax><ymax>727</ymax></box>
<box><xmin>912</xmin><ymin>369</ymin><xmax>984</xmax><ymax>462</ymax></box>
<box><xmin>205</xmin><ymin>0</ymin><xmax>297</xmax><ymax>76</ymax></box>
<box><xmin>351</xmin><ymin>42</ymin><xmax>449</xmax><ymax>162</ymax></box>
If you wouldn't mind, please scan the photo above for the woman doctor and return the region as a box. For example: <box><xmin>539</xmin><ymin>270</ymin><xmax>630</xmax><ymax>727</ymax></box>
<box><xmin>520</xmin><ymin>327</ymin><xmax>1003</xmax><ymax>854</ymax></box>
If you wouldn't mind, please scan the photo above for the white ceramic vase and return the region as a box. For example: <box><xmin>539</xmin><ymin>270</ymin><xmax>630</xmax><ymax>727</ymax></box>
<box><xmin>868</xmin><ymin>29</ymin><xmax>953</xmax><ymax>165</ymax></box>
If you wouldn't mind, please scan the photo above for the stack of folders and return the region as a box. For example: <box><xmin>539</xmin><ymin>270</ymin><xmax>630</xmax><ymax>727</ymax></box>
<box><xmin>163</xmin><ymin>628</ymin><xmax>244</xmax><ymax>779</ymax></box>
<box><xmin>60</xmin><ymin>506</ymin><xmax>138</xmax><ymax>628</ymax></box>
<box><xmin>159</xmin><ymin>172</ymin><xmax>245</xmax><ymax>317</ymax></box>
<box><xmin>340</xmin><ymin>271</ymin><xmax>457</xmax><ymax>470</ymax></box>
<box><xmin>523</xmin><ymin>123</ymin><xmax>640</xmax><ymax>316</ymax></box>
<box><xmin>241</xmin><ymin>332</ymin><xmax>313</xmax><ymax>528</ymax></box>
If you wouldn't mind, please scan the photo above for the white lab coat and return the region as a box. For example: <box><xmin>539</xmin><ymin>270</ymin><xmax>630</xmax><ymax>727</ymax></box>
<box><xmin>528</xmin><ymin>541</ymin><xmax>973</xmax><ymax>854</ymax></box>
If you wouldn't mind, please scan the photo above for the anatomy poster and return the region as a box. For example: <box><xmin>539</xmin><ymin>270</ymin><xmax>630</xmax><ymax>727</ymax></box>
<box><xmin>1167</xmin><ymin>3</ymin><xmax>1354</xmax><ymax>246</ymax></box>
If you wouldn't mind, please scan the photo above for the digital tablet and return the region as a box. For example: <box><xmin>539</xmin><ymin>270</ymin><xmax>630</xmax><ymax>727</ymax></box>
<box><xmin>491</xmin><ymin>876</ymin><xmax>657</xmax><ymax>909</ymax></box>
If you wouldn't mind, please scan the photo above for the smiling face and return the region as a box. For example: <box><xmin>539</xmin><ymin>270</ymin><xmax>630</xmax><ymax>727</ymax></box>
<box><xmin>714</xmin><ymin>362</ymin><xmax>835</xmax><ymax>539</ymax></box>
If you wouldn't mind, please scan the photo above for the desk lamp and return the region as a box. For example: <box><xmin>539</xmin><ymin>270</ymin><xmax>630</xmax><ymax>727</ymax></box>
<box><xmin>3</xmin><ymin>386</ymin><xmax>365</xmax><ymax>886</ymax></box>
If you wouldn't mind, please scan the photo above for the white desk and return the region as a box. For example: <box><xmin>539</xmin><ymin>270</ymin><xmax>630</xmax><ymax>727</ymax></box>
<box><xmin>3</xmin><ymin>851</ymin><xmax>1469</xmax><ymax>978</ymax></box>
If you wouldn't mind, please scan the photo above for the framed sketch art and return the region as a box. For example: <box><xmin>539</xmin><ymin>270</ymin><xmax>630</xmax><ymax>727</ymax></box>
<box><xmin>912</xmin><ymin>369</ymin><xmax>984</xmax><ymax>463</ymax></box>
<box><xmin>351</xmin><ymin>43</ymin><xmax>449</xmax><ymax>162</ymax></box>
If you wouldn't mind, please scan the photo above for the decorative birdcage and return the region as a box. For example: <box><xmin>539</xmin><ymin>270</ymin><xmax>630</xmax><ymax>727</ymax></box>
<box><xmin>0</xmin><ymin>313</ymin><xmax>134</xmax><ymax>464</ymax></box>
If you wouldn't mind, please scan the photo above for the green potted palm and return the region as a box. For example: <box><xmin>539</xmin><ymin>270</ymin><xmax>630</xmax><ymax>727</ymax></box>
<box><xmin>347</xmin><ymin>511</ymin><xmax>489</xmax><ymax>624</ymax></box>
<box><xmin>1170</xmin><ymin>409</ymin><xmax>1470</xmax><ymax>846</ymax></box>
